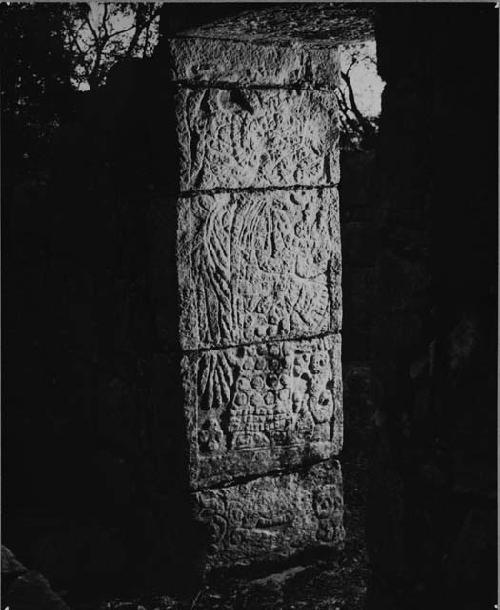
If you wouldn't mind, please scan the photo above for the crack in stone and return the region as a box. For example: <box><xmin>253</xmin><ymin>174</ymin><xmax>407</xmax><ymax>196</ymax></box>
<box><xmin>191</xmin><ymin>455</ymin><xmax>343</xmax><ymax>492</ymax></box>
<box><xmin>178</xmin><ymin>183</ymin><xmax>341</xmax><ymax>198</ymax></box>
<box><xmin>180</xmin><ymin>330</ymin><xmax>341</xmax><ymax>356</ymax></box>
<box><xmin>171</xmin><ymin>33</ymin><xmax>344</xmax><ymax>48</ymax></box>
<box><xmin>172</xmin><ymin>78</ymin><xmax>340</xmax><ymax>94</ymax></box>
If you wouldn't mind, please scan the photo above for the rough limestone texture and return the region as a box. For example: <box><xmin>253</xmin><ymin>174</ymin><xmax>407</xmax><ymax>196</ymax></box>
<box><xmin>177</xmin><ymin>188</ymin><xmax>342</xmax><ymax>351</ymax></box>
<box><xmin>193</xmin><ymin>460</ymin><xmax>344</xmax><ymax>569</ymax></box>
<box><xmin>182</xmin><ymin>334</ymin><xmax>342</xmax><ymax>489</ymax></box>
<box><xmin>168</xmin><ymin>38</ymin><xmax>340</xmax><ymax>89</ymax></box>
<box><xmin>176</xmin><ymin>87</ymin><xmax>340</xmax><ymax>191</ymax></box>
<box><xmin>178</xmin><ymin>6</ymin><xmax>374</xmax><ymax>45</ymax></box>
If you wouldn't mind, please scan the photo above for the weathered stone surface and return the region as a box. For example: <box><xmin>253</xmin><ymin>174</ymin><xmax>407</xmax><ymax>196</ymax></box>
<box><xmin>168</xmin><ymin>38</ymin><xmax>340</xmax><ymax>89</ymax></box>
<box><xmin>182</xmin><ymin>334</ymin><xmax>342</xmax><ymax>489</ymax></box>
<box><xmin>193</xmin><ymin>459</ymin><xmax>344</xmax><ymax>569</ymax></box>
<box><xmin>177</xmin><ymin>188</ymin><xmax>342</xmax><ymax>351</ymax></box>
<box><xmin>178</xmin><ymin>6</ymin><xmax>374</xmax><ymax>45</ymax></box>
<box><xmin>176</xmin><ymin>87</ymin><xmax>339</xmax><ymax>191</ymax></box>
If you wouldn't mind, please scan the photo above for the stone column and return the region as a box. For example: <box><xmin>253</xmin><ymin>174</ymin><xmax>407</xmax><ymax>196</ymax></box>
<box><xmin>160</xmin><ymin>10</ymin><xmax>344</xmax><ymax>570</ymax></box>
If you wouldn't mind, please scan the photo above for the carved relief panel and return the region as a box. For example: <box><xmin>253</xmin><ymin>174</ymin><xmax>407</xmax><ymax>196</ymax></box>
<box><xmin>182</xmin><ymin>334</ymin><xmax>342</xmax><ymax>488</ymax></box>
<box><xmin>168</xmin><ymin>37</ymin><xmax>340</xmax><ymax>90</ymax></box>
<box><xmin>178</xmin><ymin>188</ymin><xmax>342</xmax><ymax>351</ymax></box>
<box><xmin>192</xmin><ymin>459</ymin><xmax>344</xmax><ymax>568</ymax></box>
<box><xmin>163</xmin><ymin>13</ymin><xmax>346</xmax><ymax>570</ymax></box>
<box><xmin>176</xmin><ymin>87</ymin><xmax>340</xmax><ymax>191</ymax></box>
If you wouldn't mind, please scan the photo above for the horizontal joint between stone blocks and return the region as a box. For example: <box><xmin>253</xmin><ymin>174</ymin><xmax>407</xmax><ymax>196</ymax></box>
<box><xmin>172</xmin><ymin>80</ymin><xmax>341</xmax><ymax>95</ymax></box>
<box><xmin>177</xmin><ymin>188</ymin><xmax>342</xmax><ymax>351</ymax></box>
<box><xmin>177</xmin><ymin>183</ymin><xmax>342</xmax><ymax>198</ymax></box>
<box><xmin>180</xmin><ymin>331</ymin><xmax>341</xmax><ymax>357</ymax></box>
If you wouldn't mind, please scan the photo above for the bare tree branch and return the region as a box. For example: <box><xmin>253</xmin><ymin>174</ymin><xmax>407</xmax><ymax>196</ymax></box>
<box><xmin>101</xmin><ymin>3</ymin><xmax>109</xmax><ymax>39</ymax></box>
<box><xmin>345</xmin><ymin>56</ymin><xmax>357</xmax><ymax>77</ymax></box>
<box><xmin>143</xmin><ymin>23</ymin><xmax>151</xmax><ymax>58</ymax></box>
<box><xmin>64</xmin><ymin>3</ymin><xmax>161</xmax><ymax>89</ymax></box>
<box><xmin>341</xmin><ymin>70</ymin><xmax>375</xmax><ymax>138</ymax></box>
<box><xmin>106</xmin><ymin>24</ymin><xmax>136</xmax><ymax>40</ymax></box>
<box><xmin>65</xmin><ymin>26</ymin><xmax>91</xmax><ymax>76</ymax></box>
<box><xmin>124</xmin><ymin>4</ymin><xmax>156</xmax><ymax>57</ymax></box>
<box><xmin>143</xmin><ymin>4</ymin><xmax>162</xmax><ymax>55</ymax></box>
<box><xmin>84</xmin><ymin>13</ymin><xmax>99</xmax><ymax>44</ymax></box>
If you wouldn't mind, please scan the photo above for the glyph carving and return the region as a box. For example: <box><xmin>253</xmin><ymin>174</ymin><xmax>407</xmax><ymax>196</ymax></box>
<box><xmin>183</xmin><ymin>334</ymin><xmax>342</xmax><ymax>488</ymax></box>
<box><xmin>168</xmin><ymin>37</ymin><xmax>341</xmax><ymax>89</ymax></box>
<box><xmin>166</xmin><ymin>15</ymin><xmax>345</xmax><ymax>568</ymax></box>
<box><xmin>178</xmin><ymin>188</ymin><xmax>341</xmax><ymax>351</ymax></box>
<box><xmin>176</xmin><ymin>88</ymin><xmax>340</xmax><ymax>191</ymax></box>
<box><xmin>193</xmin><ymin>460</ymin><xmax>344</xmax><ymax>568</ymax></box>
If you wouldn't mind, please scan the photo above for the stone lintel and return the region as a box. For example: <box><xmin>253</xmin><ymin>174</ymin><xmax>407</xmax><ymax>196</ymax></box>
<box><xmin>192</xmin><ymin>459</ymin><xmax>345</xmax><ymax>569</ymax></box>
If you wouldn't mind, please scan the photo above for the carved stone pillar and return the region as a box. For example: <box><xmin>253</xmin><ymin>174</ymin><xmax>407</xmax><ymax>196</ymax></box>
<box><xmin>159</xmin><ymin>7</ymin><xmax>347</xmax><ymax>570</ymax></box>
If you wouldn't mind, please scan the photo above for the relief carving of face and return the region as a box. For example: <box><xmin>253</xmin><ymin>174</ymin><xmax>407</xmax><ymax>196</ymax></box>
<box><xmin>309</xmin><ymin>351</ymin><xmax>328</xmax><ymax>374</ymax></box>
<box><xmin>313</xmin><ymin>488</ymin><xmax>334</xmax><ymax>519</ymax></box>
<box><xmin>198</xmin><ymin>417</ymin><xmax>226</xmax><ymax>453</ymax></box>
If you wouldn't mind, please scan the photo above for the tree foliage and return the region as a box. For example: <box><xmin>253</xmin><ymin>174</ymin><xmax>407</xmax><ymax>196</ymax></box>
<box><xmin>62</xmin><ymin>3</ymin><xmax>161</xmax><ymax>90</ymax></box>
<box><xmin>0</xmin><ymin>4</ymin><xmax>71</xmax><ymax>119</ymax></box>
<box><xmin>337</xmin><ymin>42</ymin><xmax>383</xmax><ymax>151</ymax></box>
<box><xmin>0</xmin><ymin>3</ymin><xmax>72</xmax><ymax>177</ymax></box>
<box><xmin>1</xmin><ymin>3</ymin><xmax>382</xmax><ymax>153</ymax></box>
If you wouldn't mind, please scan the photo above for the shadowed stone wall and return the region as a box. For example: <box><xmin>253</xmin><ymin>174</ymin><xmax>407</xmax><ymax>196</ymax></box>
<box><xmin>367</xmin><ymin>5</ymin><xmax>497</xmax><ymax>609</ymax></box>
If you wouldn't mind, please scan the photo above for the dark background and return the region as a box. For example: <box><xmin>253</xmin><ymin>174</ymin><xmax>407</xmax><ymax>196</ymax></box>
<box><xmin>1</xmin><ymin>3</ymin><xmax>497</xmax><ymax>609</ymax></box>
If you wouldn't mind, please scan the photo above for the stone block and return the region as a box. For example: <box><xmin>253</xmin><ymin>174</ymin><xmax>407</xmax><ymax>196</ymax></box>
<box><xmin>192</xmin><ymin>459</ymin><xmax>344</xmax><ymax>569</ymax></box>
<box><xmin>176</xmin><ymin>87</ymin><xmax>340</xmax><ymax>191</ymax></box>
<box><xmin>177</xmin><ymin>188</ymin><xmax>342</xmax><ymax>350</ymax></box>
<box><xmin>182</xmin><ymin>334</ymin><xmax>342</xmax><ymax>489</ymax></box>
<box><xmin>177</xmin><ymin>6</ymin><xmax>374</xmax><ymax>46</ymax></box>
<box><xmin>168</xmin><ymin>38</ymin><xmax>340</xmax><ymax>89</ymax></box>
